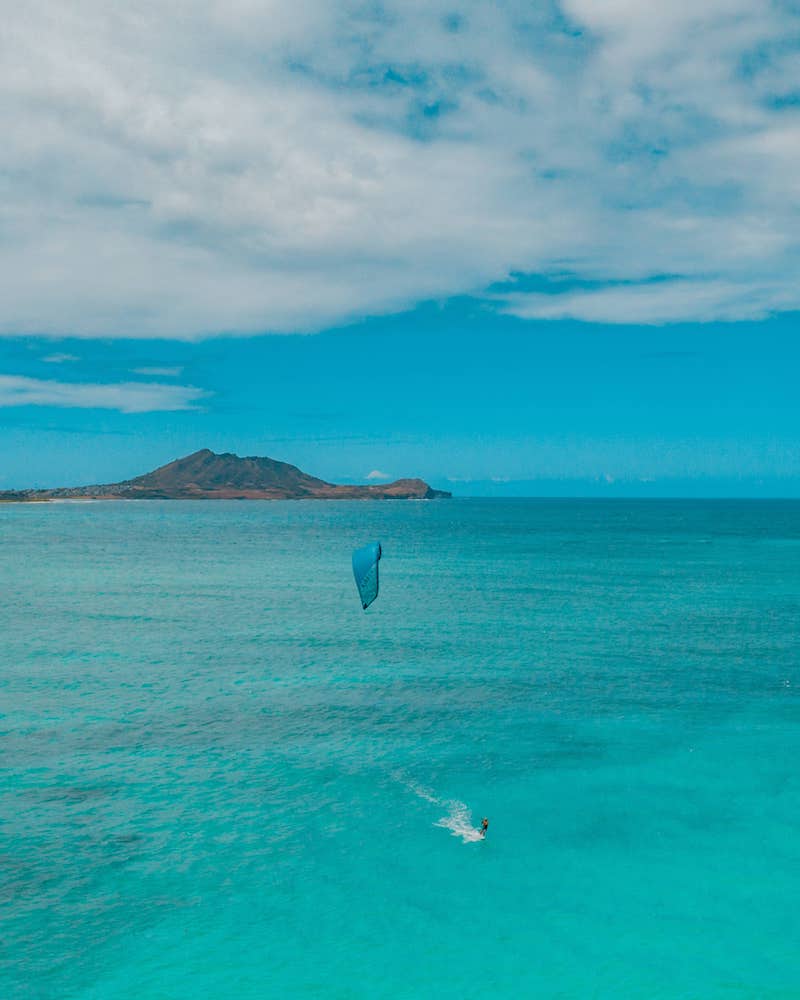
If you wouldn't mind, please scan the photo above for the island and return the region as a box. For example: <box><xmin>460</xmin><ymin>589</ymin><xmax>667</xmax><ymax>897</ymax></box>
<box><xmin>0</xmin><ymin>449</ymin><xmax>452</xmax><ymax>501</ymax></box>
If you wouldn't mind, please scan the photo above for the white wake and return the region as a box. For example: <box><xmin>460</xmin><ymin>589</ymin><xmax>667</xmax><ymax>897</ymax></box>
<box><xmin>434</xmin><ymin>800</ymin><xmax>484</xmax><ymax>843</ymax></box>
<box><xmin>398</xmin><ymin>775</ymin><xmax>484</xmax><ymax>844</ymax></box>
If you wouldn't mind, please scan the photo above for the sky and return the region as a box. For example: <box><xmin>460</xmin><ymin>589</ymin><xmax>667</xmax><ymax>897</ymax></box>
<box><xmin>2</xmin><ymin>1</ymin><xmax>800</xmax><ymax>495</ymax></box>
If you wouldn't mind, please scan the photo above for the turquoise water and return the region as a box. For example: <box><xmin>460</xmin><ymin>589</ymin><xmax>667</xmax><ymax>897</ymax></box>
<box><xmin>2</xmin><ymin>499</ymin><xmax>800</xmax><ymax>999</ymax></box>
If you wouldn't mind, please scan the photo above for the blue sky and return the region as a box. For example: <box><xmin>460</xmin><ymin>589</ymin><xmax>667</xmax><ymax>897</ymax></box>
<box><xmin>2</xmin><ymin>1</ymin><xmax>800</xmax><ymax>495</ymax></box>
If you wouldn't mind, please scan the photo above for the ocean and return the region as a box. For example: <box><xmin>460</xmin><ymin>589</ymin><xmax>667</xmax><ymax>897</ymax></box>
<box><xmin>2</xmin><ymin>499</ymin><xmax>799</xmax><ymax>998</ymax></box>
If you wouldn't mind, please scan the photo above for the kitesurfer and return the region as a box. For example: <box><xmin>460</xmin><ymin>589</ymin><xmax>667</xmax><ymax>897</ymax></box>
<box><xmin>480</xmin><ymin>818</ymin><xmax>489</xmax><ymax>838</ymax></box>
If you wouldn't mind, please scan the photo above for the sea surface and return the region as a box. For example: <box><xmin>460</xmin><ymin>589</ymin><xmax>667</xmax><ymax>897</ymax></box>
<box><xmin>2</xmin><ymin>499</ymin><xmax>800</xmax><ymax>999</ymax></box>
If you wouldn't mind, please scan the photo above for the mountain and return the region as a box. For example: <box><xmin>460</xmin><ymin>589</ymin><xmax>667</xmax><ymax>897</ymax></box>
<box><xmin>0</xmin><ymin>449</ymin><xmax>451</xmax><ymax>501</ymax></box>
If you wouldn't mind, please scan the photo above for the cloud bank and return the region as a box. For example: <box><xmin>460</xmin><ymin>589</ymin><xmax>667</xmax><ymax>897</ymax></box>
<box><xmin>3</xmin><ymin>0</ymin><xmax>800</xmax><ymax>337</ymax></box>
<box><xmin>0</xmin><ymin>376</ymin><xmax>207</xmax><ymax>412</ymax></box>
<box><xmin>131</xmin><ymin>367</ymin><xmax>184</xmax><ymax>377</ymax></box>
<box><xmin>43</xmin><ymin>353</ymin><xmax>79</xmax><ymax>364</ymax></box>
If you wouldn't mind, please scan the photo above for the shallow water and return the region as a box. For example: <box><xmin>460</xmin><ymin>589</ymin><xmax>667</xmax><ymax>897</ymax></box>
<box><xmin>2</xmin><ymin>499</ymin><xmax>799</xmax><ymax>998</ymax></box>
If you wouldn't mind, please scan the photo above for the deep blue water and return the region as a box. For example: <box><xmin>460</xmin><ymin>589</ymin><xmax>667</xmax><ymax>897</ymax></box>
<box><xmin>2</xmin><ymin>499</ymin><xmax>800</xmax><ymax>998</ymax></box>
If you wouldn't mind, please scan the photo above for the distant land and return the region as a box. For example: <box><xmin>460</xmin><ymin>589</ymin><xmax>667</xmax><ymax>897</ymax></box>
<box><xmin>0</xmin><ymin>449</ymin><xmax>452</xmax><ymax>501</ymax></box>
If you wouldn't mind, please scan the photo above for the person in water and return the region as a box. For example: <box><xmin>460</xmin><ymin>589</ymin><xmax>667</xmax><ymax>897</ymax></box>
<box><xmin>480</xmin><ymin>818</ymin><xmax>489</xmax><ymax>838</ymax></box>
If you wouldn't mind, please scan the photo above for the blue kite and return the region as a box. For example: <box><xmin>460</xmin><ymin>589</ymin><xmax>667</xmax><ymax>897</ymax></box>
<box><xmin>352</xmin><ymin>541</ymin><xmax>382</xmax><ymax>609</ymax></box>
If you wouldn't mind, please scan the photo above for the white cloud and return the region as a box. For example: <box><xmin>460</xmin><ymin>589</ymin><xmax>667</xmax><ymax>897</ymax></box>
<box><xmin>1</xmin><ymin>1</ymin><xmax>800</xmax><ymax>335</ymax></box>
<box><xmin>502</xmin><ymin>279</ymin><xmax>791</xmax><ymax>325</ymax></box>
<box><xmin>42</xmin><ymin>353</ymin><xmax>79</xmax><ymax>363</ymax></box>
<box><xmin>131</xmin><ymin>366</ymin><xmax>183</xmax><ymax>376</ymax></box>
<box><xmin>0</xmin><ymin>375</ymin><xmax>208</xmax><ymax>412</ymax></box>
<box><xmin>366</xmin><ymin>469</ymin><xmax>391</xmax><ymax>480</ymax></box>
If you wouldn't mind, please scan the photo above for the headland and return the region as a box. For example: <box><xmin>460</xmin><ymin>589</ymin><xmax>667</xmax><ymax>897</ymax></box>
<box><xmin>0</xmin><ymin>449</ymin><xmax>451</xmax><ymax>501</ymax></box>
